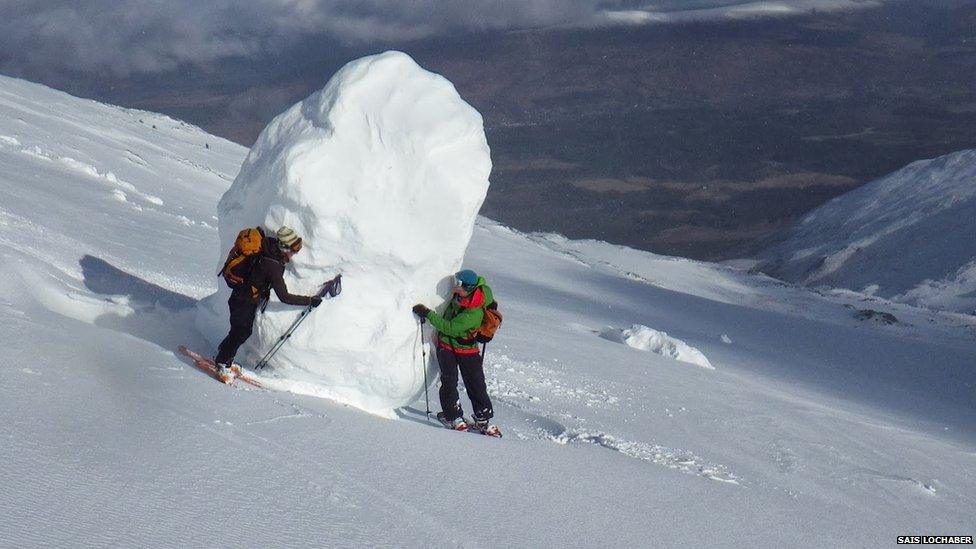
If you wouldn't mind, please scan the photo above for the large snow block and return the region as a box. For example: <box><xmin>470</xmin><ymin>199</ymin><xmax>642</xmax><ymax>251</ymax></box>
<box><xmin>197</xmin><ymin>51</ymin><xmax>491</xmax><ymax>413</ymax></box>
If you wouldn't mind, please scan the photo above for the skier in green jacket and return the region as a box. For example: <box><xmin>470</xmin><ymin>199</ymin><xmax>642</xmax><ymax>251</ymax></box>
<box><xmin>413</xmin><ymin>269</ymin><xmax>499</xmax><ymax>435</ymax></box>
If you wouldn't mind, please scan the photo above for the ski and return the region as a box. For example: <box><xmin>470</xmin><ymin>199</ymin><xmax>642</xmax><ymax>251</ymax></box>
<box><xmin>177</xmin><ymin>345</ymin><xmax>264</xmax><ymax>389</ymax></box>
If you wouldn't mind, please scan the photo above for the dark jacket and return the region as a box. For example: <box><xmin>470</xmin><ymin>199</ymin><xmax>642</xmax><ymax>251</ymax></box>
<box><xmin>231</xmin><ymin>237</ymin><xmax>312</xmax><ymax>306</ymax></box>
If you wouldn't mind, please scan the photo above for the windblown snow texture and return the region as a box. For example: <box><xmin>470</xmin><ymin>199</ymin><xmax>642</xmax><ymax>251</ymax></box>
<box><xmin>196</xmin><ymin>51</ymin><xmax>491</xmax><ymax>414</ymax></box>
<box><xmin>759</xmin><ymin>149</ymin><xmax>976</xmax><ymax>313</ymax></box>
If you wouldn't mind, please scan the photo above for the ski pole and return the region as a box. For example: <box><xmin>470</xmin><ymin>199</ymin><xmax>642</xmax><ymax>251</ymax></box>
<box><xmin>254</xmin><ymin>304</ymin><xmax>313</xmax><ymax>370</ymax></box>
<box><xmin>255</xmin><ymin>274</ymin><xmax>341</xmax><ymax>370</ymax></box>
<box><xmin>418</xmin><ymin>317</ymin><xmax>430</xmax><ymax>416</ymax></box>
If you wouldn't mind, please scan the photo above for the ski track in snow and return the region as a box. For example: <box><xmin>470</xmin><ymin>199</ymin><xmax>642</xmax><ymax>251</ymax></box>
<box><xmin>549</xmin><ymin>429</ymin><xmax>739</xmax><ymax>484</ymax></box>
<box><xmin>484</xmin><ymin>352</ymin><xmax>740</xmax><ymax>484</ymax></box>
<box><xmin>172</xmin><ymin>154</ymin><xmax>234</xmax><ymax>182</ymax></box>
<box><xmin>490</xmin><ymin>354</ymin><xmax>621</xmax><ymax>409</ymax></box>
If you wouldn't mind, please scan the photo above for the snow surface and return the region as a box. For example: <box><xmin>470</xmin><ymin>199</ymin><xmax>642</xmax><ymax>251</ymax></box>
<box><xmin>197</xmin><ymin>51</ymin><xmax>490</xmax><ymax>414</ymax></box>
<box><xmin>600</xmin><ymin>324</ymin><xmax>714</xmax><ymax>369</ymax></box>
<box><xmin>1</xmin><ymin>73</ymin><xmax>975</xmax><ymax>547</ymax></box>
<box><xmin>759</xmin><ymin>149</ymin><xmax>976</xmax><ymax>314</ymax></box>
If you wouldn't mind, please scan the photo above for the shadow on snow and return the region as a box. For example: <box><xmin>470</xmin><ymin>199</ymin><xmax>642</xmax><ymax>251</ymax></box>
<box><xmin>80</xmin><ymin>254</ymin><xmax>211</xmax><ymax>355</ymax></box>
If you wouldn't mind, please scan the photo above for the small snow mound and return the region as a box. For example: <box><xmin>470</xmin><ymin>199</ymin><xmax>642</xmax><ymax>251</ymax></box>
<box><xmin>197</xmin><ymin>51</ymin><xmax>491</xmax><ymax>414</ymax></box>
<box><xmin>600</xmin><ymin>324</ymin><xmax>714</xmax><ymax>369</ymax></box>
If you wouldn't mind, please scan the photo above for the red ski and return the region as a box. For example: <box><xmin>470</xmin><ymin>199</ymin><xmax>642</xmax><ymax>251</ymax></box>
<box><xmin>177</xmin><ymin>345</ymin><xmax>263</xmax><ymax>389</ymax></box>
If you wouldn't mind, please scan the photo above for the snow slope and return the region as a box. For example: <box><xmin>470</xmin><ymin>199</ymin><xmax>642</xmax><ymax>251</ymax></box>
<box><xmin>759</xmin><ymin>149</ymin><xmax>976</xmax><ymax>314</ymax></box>
<box><xmin>1</xmin><ymin>75</ymin><xmax>975</xmax><ymax>547</ymax></box>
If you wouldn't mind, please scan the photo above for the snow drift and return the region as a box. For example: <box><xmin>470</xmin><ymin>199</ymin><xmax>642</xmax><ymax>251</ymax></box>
<box><xmin>196</xmin><ymin>51</ymin><xmax>491</xmax><ymax>413</ymax></box>
<box><xmin>600</xmin><ymin>324</ymin><xmax>714</xmax><ymax>369</ymax></box>
<box><xmin>759</xmin><ymin>149</ymin><xmax>976</xmax><ymax>313</ymax></box>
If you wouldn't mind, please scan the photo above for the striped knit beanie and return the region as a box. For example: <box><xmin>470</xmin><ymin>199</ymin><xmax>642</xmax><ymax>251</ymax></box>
<box><xmin>276</xmin><ymin>226</ymin><xmax>301</xmax><ymax>251</ymax></box>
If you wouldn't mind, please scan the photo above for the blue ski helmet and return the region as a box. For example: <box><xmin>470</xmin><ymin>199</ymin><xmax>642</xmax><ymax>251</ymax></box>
<box><xmin>455</xmin><ymin>269</ymin><xmax>479</xmax><ymax>288</ymax></box>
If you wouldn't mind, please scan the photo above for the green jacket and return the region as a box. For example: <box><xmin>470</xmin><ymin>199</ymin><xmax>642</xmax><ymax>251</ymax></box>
<box><xmin>425</xmin><ymin>276</ymin><xmax>493</xmax><ymax>355</ymax></box>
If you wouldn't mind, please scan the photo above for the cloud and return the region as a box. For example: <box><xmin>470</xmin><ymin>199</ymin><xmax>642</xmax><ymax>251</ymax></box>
<box><xmin>0</xmin><ymin>0</ymin><xmax>883</xmax><ymax>76</ymax></box>
<box><xmin>1</xmin><ymin>1</ymin><xmax>268</xmax><ymax>76</ymax></box>
<box><xmin>602</xmin><ymin>0</ymin><xmax>882</xmax><ymax>24</ymax></box>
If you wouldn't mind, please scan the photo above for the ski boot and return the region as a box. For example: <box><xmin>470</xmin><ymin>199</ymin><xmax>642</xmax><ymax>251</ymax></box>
<box><xmin>214</xmin><ymin>361</ymin><xmax>235</xmax><ymax>384</ymax></box>
<box><xmin>472</xmin><ymin>418</ymin><xmax>502</xmax><ymax>438</ymax></box>
<box><xmin>435</xmin><ymin>412</ymin><xmax>469</xmax><ymax>432</ymax></box>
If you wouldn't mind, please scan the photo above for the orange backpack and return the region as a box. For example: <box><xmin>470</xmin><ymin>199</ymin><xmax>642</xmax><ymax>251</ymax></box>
<box><xmin>475</xmin><ymin>301</ymin><xmax>503</xmax><ymax>343</ymax></box>
<box><xmin>218</xmin><ymin>227</ymin><xmax>265</xmax><ymax>291</ymax></box>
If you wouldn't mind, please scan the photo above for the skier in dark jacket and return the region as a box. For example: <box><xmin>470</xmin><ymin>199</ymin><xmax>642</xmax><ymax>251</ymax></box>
<box><xmin>214</xmin><ymin>226</ymin><xmax>320</xmax><ymax>376</ymax></box>
<box><xmin>413</xmin><ymin>269</ymin><xmax>499</xmax><ymax>436</ymax></box>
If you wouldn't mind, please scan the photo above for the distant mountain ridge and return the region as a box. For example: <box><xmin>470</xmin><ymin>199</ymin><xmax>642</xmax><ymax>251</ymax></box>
<box><xmin>31</xmin><ymin>1</ymin><xmax>976</xmax><ymax>262</ymax></box>
<box><xmin>758</xmin><ymin>149</ymin><xmax>976</xmax><ymax>313</ymax></box>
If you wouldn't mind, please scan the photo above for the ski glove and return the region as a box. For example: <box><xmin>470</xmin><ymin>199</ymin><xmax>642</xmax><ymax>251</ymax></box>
<box><xmin>412</xmin><ymin>304</ymin><xmax>430</xmax><ymax>319</ymax></box>
<box><xmin>310</xmin><ymin>296</ymin><xmax>323</xmax><ymax>308</ymax></box>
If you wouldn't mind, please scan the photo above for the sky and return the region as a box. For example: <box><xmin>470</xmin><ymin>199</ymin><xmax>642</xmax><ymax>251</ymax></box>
<box><xmin>0</xmin><ymin>0</ymin><xmax>881</xmax><ymax>78</ymax></box>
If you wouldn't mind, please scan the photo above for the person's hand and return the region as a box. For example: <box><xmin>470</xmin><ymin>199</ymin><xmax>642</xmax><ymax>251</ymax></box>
<box><xmin>310</xmin><ymin>296</ymin><xmax>323</xmax><ymax>308</ymax></box>
<box><xmin>412</xmin><ymin>304</ymin><xmax>430</xmax><ymax>319</ymax></box>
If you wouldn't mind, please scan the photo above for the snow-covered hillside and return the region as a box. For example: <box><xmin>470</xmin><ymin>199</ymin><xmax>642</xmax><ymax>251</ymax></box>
<box><xmin>759</xmin><ymin>149</ymin><xmax>976</xmax><ymax>314</ymax></box>
<box><xmin>2</xmin><ymin>75</ymin><xmax>975</xmax><ymax>547</ymax></box>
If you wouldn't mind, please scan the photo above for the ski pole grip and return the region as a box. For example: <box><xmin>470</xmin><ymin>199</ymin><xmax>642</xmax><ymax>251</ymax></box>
<box><xmin>322</xmin><ymin>274</ymin><xmax>342</xmax><ymax>298</ymax></box>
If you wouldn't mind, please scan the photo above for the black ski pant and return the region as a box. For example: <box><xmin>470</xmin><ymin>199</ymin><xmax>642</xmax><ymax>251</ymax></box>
<box><xmin>436</xmin><ymin>346</ymin><xmax>493</xmax><ymax>422</ymax></box>
<box><xmin>215</xmin><ymin>296</ymin><xmax>258</xmax><ymax>365</ymax></box>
